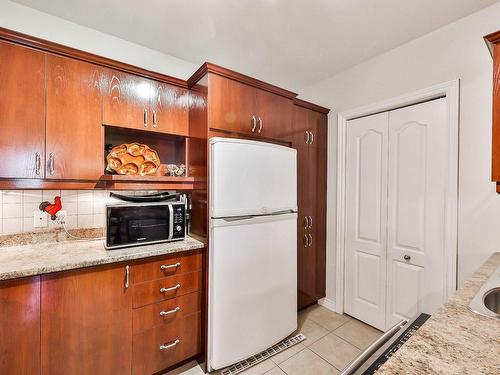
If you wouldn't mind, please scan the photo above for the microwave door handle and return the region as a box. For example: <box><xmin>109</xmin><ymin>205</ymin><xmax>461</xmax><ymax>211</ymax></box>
<box><xmin>339</xmin><ymin>320</ymin><xmax>407</xmax><ymax>375</ymax></box>
<box><xmin>168</xmin><ymin>204</ymin><xmax>174</xmax><ymax>240</ymax></box>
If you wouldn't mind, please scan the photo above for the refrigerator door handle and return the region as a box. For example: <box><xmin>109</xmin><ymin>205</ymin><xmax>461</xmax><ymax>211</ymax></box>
<box><xmin>221</xmin><ymin>215</ymin><xmax>255</xmax><ymax>222</ymax></box>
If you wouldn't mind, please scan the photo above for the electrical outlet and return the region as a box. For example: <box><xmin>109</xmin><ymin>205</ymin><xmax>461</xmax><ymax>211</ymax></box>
<box><xmin>55</xmin><ymin>210</ymin><xmax>67</xmax><ymax>226</ymax></box>
<box><xmin>33</xmin><ymin>210</ymin><xmax>48</xmax><ymax>228</ymax></box>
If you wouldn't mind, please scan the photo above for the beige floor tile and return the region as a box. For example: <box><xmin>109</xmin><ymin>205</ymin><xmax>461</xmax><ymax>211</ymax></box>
<box><xmin>163</xmin><ymin>360</ymin><xmax>205</xmax><ymax>375</ymax></box>
<box><xmin>279</xmin><ymin>348</ymin><xmax>339</xmax><ymax>375</ymax></box>
<box><xmin>271</xmin><ymin>342</ymin><xmax>306</xmax><ymax>364</ymax></box>
<box><xmin>264</xmin><ymin>367</ymin><xmax>286</xmax><ymax>375</ymax></box>
<box><xmin>305</xmin><ymin>306</ymin><xmax>352</xmax><ymax>331</ymax></box>
<box><xmin>309</xmin><ymin>333</ymin><xmax>361</xmax><ymax>370</ymax></box>
<box><xmin>333</xmin><ymin>319</ymin><xmax>382</xmax><ymax>349</ymax></box>
<box><xmin>296</xmin><ymin>318</ymin><xmax>330</xmax><ymax>346</ymax></box>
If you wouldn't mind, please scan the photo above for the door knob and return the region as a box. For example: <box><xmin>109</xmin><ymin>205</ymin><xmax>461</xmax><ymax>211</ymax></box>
<box><xmin>403</xmin><ymin>254</ymin><xmax>411</xmax><ymax>261</ymax></box>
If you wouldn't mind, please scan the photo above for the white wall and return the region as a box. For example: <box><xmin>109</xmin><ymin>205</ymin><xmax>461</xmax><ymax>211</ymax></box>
<box><xmin>299</xmin><ymin>2</ymin><xmax>500</xmax><ymax>303</ymax></box>
<box><xmin>0</xmin><ymin>0</ymin><xmax>197</xmax><ymax>79</ymax></box>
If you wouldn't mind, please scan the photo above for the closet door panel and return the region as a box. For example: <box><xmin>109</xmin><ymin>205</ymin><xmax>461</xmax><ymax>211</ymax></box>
<box><xmin>386</xmin><ymin>98</ymin><xmax>448</xmax><ymax>327</ymax></box>
<box><xmin>344</xmin><ymin>112</ymin><xmax>388</xmax><ymax>330</ymax></box>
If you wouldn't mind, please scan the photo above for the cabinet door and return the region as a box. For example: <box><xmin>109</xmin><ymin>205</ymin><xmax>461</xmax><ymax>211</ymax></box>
<box><xmin>41</xmin><ymin>264</ymin><xmax>132</xmax><ymax>375</ymax></box>
<box><xmin>46</xmin><ymin>55</ymin><xmax>103</xmax><ymax>179</ymax></box>
<box><xmin>102</xmin><ymin>68</ymin><xmax>152</xmax><ymax>130</ymax></box>
<box><xmin>255</xmin><ymin>89</ymin><xmax>293</xmax><ymax>141</ymax></box>
<box><xmin>0</xmin><ymin>41</ymin><xmax>45</xmax><ymax>178</ymax></box>
<box><xmin>151</xmin><ymin>82</ymin><xmax>189</xmax><ymax>136</ymax></box>
<box><xmin>492</xmin><ymin>44</ymin><xmax>500</xmax><ymax>184</ymax></box>
<box><xmin>208</xmin><ymin>74</ymin><xmax>256</xmax><ymax>135</ymax></box>
<box><xmin>0</xmin><ymin>276</ymin><xmax>40</xmax><ymax>375</ymax></box>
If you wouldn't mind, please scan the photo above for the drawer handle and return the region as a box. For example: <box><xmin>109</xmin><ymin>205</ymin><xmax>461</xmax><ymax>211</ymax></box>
<box><xmin>160</xmin><ymin>306</ymin><xmax>180</xmax><ymax>316</ymax></box>
<box><xmin>160</xmin><ymin>262</ymin><xmax>181</xmax><ymax>271</ymax></box>
<box><xmin>160</xmin><ymin>284</ymin><xmax>181</xmax><ymax>293</ymax></box>
<box><xmin>160</xmin><ymin>339</ymin><xmax>180</xmax><ymax>350</ymax></box>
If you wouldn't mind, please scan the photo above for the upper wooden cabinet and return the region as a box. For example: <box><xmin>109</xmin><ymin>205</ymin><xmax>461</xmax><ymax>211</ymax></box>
<box><xmin>41</xmin><ymin>263</ymin><xmax>133</xmax><ymax>375</ymax></box>
<box><xmin>0</xmin><ymin>276</ymin><xmax>41</xmax><ymax>375</ymax></box>
<box><xmin>46</xmin><ymin>55</ymin><xmax>103</xmax><ymax>180</ymax></box>
<box><xmin>203</xmin><ymin>67</ymin><xmax>295</xmax><ymax>141</ymax></box>
<box><xmin>102</xmin><ymin>68</ymin><xmax>189</xmax><ymax>136</ymax></box>
<box><xmin>0</xmin><ymin>41</ymin><xmax>45</xmax><ymax>179</ymax></box>
<box><xmin>486</xmin><ymin>31</ymin><xmax>500</xmax><ymax>191</ymax></box>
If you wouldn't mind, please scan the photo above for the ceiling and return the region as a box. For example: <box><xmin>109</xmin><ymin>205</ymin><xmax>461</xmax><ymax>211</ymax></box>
<box><xmin>11</xmin><ymin>0</ymin><xmax>500</xmax><ymax>91</ymax></box>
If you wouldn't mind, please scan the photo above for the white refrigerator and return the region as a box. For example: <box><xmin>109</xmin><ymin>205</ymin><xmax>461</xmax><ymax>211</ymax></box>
<box><xmin>208</xmin><ymin>137</ymin><xmax>298</xmax><ymax>372</ymax></box>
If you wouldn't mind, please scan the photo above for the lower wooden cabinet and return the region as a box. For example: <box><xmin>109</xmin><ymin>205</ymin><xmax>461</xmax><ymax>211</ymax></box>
<box><xmin>41</xmin><ymin>263</ymin><xmax>133</xmax><ymax>375</ymax></box>
<box><xmin>0</xmin><ymin>250</ymin><xmax>203</xmax><ymax>375</ymax></box>
<box><xmin>0</xmin><ymin>276</ymin><xmax>41</xmax><ymax>375</ymax></box>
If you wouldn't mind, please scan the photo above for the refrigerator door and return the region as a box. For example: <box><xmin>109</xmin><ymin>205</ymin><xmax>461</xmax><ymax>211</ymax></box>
<box><xmin>208</xmin><ymin>213</ymin><xmax>297</xmax><ymax>370</ymax></box>
<box><xmin>210</xmin><ymin>137</ymin><xmax>297</xmax><ymax>218</ymax></box>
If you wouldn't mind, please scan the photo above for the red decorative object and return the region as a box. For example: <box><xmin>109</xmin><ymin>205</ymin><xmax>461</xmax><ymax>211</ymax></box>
<box><xmin>39</xmin><ymin>196</ymin><xmax>62</xmax><ymax>220</ymax></box>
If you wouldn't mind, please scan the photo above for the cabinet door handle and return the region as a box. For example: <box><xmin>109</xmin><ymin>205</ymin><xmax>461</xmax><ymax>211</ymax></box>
<box><xmin>125</xmin><ymin>265</ymin><xmax>130</xmax><ymax>289</ymax></box>
<box><xmin>305</xmin><ymin>131</ymin><xmax>310</xmax><ymax>144</ymax></box>
<box><xmin>160</xmin><ymin>306</ymin><xmax>180</xmax><ymax>316</ymax></box>
<box><xmin>303</xmin><ymin>234</ymin><xmax>309</xmax><ymax>247</ymax></box>
<box><xmin>144</xmin><ymin>109</ymin><xmax>148</xmax><ymax>127</ymax></box>
<box><xmin>251</xmin><ymin>115</ymin><xmax>257</xmax><ymax>132</ymax></box>
<box><xmin>404</xmin><ymin>254</ymin><xmax>411</xmax><ymax>261</ymax></box>
<box><xmin>258</xmin><ymin>117</ymin><xmax>263</xmax><ymax>133</ymax></box>
<box><xmin>308</xmin><ymin>216</ymin><xmax>313</xmax><ymax>229</ymax></box>
<box><xmin>310</xmin><ymin>131</ymin><xmax>314</xmax><ymax>144</ymax></box>
<box><xmin>35</xmin><ymin>152</ymin><xmax>41</xmax><ymax>175</ymax></box>
<box><xmin>303</xmin><ymin>216</ymin><xmax>308</xmax><ymax>229</ymax></box>
<box><xmin>160</xmin><ymin>262</ymin><xmax>181</xmax><ymax>271</ymax></box>
<box><xmin>160</xmin><ymin>339</ymin><xmax>180</xmax><ymax>350</ymax></box>
<box><xmin>160</xmin><ymin>284</ymin><xmax>181</xmax><ymax>293</ymax></box>
<box><xmin>152</xmin><ymin>110</ymin><xmax>158</xmax><ymax>128</ymax></box>
<box><xmin>48</xmin><ymin>153</ymin><xmax>55</xmax><ymax>175</ymax></box>
<box><xmin>308</xmin><ymin>234</ymin><xmax>313</xmax><ymax>247</ymax></box>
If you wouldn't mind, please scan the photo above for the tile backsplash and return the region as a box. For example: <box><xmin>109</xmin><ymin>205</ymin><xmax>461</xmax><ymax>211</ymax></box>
<box><xmin>0</xmin><ymin>190</ymin><xmax>109</xmax><ymax>235</ymax></box>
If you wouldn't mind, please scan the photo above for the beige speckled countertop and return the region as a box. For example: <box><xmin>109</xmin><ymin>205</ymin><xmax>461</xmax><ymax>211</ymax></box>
<box><xmin>377</xmin><ymin>252</ymin><xmax>500</xmax><ymax>374</ymax></box>
<box><xmin>0</xmin><ymin>231</ymin><xmax>205</xmax><ymax>281</ymax></box>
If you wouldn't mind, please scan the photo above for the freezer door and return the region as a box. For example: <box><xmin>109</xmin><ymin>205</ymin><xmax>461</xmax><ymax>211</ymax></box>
<box><xmin>208</xmin><ymin>213</ymin><xmax>297</xmax><ymax>370</ymax></box>
<box><xmin>210</xmin><ymin>137</ymin><xmax>297</xmax><ymax>218</ymax></box>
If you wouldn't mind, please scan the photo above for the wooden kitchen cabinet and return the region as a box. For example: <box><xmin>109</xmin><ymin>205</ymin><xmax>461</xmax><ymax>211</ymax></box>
<box><xmin>485</xmin><ymin>31</ymin><xmax>500</xmax><ymax>192</ymax></box>
<box><xmin>46</xmin><ymin>55</ymin><xmax>103</xmax><ymax>179</ymax></box>
<box><xmin>0</xmin><ymin>276</ymin><xmax>41</xmax><ymax>375</ymax></box>
<box><xmin>41</xmin><ymin>263</ymin><xmax>132</xmax><ymax>375</ymax></box>
<box><xmin>294</xmin><ymin>101</ymin><xmax>328</xmax><ymax>310</ymax></box>
<box><xmin>0</xmin><ymin>41</ymin><xmax>45</xmax><ymax>179</ymax></box>
<box><xmin>102</xmin><ymin>68</ymin><xmax>189</xmax><ymax>136</ymax></box>
<box><xmin>254</xmin><ymin>88</ymin><xmax>294</xmax><ymax>140</ymax></box>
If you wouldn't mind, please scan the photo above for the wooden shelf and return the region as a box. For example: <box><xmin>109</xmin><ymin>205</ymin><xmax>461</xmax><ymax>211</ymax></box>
<box><xmin>99</xmin><ymin>174</ymin><xmax>195</xmax><ymax>190</ymax></box>
<box><xmin>99</xmin><ymin>174</ymin><xmax>194</xmax><ymax>183</ymax></box>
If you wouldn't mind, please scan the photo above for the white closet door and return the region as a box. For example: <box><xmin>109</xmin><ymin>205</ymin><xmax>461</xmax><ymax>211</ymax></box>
<box><xmin>345</xmin><ymin>112</ymin><xmax>388</xmax><ymax>330</ymax></box>
<box><xmin>386</xmin><ymin>98</ymin><xmax>447</xmax><ymax>328</ymax></box>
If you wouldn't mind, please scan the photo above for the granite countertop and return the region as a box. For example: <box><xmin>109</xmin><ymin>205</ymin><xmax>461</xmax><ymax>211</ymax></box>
<box><xmin>377</xmin><ymin>252</ymin><xmax>500</xmax><ymax>374</ymax></box>
<box><xmin>0</xmin><ymin>231</ymin><xmax>205</xmax><ymax>281</ymax></box>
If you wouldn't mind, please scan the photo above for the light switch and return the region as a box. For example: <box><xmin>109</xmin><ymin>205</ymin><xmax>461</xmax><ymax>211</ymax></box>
<box><xmin>33</xmin><ymin>210</ymin><xmax>48</xmax><ymax>228</ymax></box>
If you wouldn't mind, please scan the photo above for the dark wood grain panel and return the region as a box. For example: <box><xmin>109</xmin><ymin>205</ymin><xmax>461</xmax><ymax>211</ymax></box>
<box><xmin>46</xmin><ymin>54</ymin><xmax>103</xmax><ymax>179</ymax></box>
<box><xmin>41</xmin><ymin>264</ymin><xmax>132</xmax><ymax>375</ymax></box>
<box><xmin>0</xmin><ymin>276</ymin><xmax>40</xmax><ymax>375</ymax></box>
<box><xmin>492</xmin><ymin>44</ymin><xmax>500</xmax><ymax>181</ymax></box>
<box><xmin>255</xmin><ymin>89</ymin><xmax>294</xmax><ymax>141</ymax></box>
<box><xmin>102</xmin><ymin>68</ymin><xmax>152</xmax><ymax>130</ymax></box>
<box><xmin>132</xmin><ymin>250</ymin><xmax>202</xmax><ymax>284</ymax></box>
<box><xmin>152</xmin><ymin>82</ymin><xmax>189</xmax><ymax>136</ymax></box>
<box><xmin>132</xmin><ymin>312</ymin><xmax>201</xmax><ymax>375</ymax></box>
<box><xmin>0</xmin><ymin>41</ymin><xmax>45</xmax><ymax>179</ymax></box>
<box><xmin>133</xmin><ymin>291</ymin><xmax>201</xmax><ymax>334</ymax></box>
<box><xmin>208</xmin><ymin>73</ymin><xmax>256</xmax><ymax>135</ymax></box>
<box><xmin>133</xmin><ymin>270</ymin><xmax>202</xmax><ymax>308</ymax></box>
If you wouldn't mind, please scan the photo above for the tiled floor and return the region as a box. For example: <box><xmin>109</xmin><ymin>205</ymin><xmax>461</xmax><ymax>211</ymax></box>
<box><xmin>164</xmin><ymin>304</ymin><xmax>383</xmax><ymax>375</ymax></box>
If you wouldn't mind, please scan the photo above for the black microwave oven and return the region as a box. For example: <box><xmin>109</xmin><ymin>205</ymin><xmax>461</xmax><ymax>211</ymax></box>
<box><xmin>105</xmin><ymin>201</ymin><xmax>186</xmax><ymax>249</ymax></box>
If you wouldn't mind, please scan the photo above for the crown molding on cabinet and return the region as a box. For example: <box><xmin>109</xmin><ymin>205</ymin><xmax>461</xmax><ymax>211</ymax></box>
<box><xmin>294</xmin><ymin>98</ymin><xmax>330</xmax><ymax>114</ymax></box>
<box><xmin>484</xmin><ymin>30</ymin><xmax>500</xmax><ymax>56</ymax></box>
<box><xmin>0</xmin><ymin>27</ymin><xmax>188</xmax><ymax>88</ymax></box>
<box><xmin>187</xmin><ymin>62</ymin><xmax>298</xmax><ymax>99</ymax></box>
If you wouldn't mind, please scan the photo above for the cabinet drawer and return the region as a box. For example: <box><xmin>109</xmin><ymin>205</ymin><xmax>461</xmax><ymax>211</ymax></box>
<box><xmin>132</xmin><ymin>312</ymin><xmax>201</xmax><ymax>375</ymax></box>
<box><xmin>133</xmin><ymin>270</ymin><xmax>201</xmax><ymax>308</ymax></box>
<box><xmin>133</xmin><ymin>291</ymin><xmax>201</xmax><ymax>334</ymax></box>
<box><xmin>132</xmin><ymin>250</ymin><xmax>202</xmax><ymax>284</ymax></box>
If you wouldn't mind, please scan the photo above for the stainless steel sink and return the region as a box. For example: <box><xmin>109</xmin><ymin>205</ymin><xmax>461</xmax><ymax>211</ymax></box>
<box><xmin>469</xmin><ymin>265</ymin><xmax>500</xmax><ymax>319</ymax></box>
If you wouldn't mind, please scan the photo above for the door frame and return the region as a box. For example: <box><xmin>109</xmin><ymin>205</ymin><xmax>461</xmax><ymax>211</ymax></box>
<box><xmin>335</xmin><ymin>80</ymin><xmax>459</xmax><ymax>315</ymax></box>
